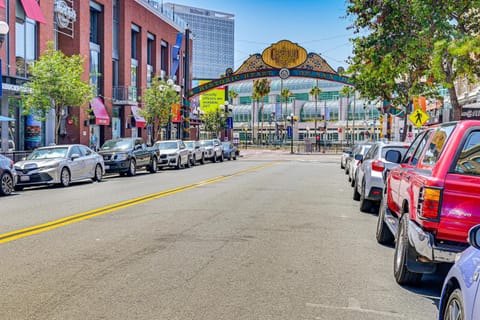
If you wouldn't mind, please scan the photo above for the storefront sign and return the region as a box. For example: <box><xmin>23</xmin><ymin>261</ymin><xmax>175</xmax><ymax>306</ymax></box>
<box><xmin>54</xmin><ymin>0</ymin><xmax>77</xmax><ymax>29</ymax></box>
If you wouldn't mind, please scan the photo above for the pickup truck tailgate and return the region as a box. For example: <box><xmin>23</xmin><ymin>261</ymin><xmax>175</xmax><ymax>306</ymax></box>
<box><xmin>438</xmin><ymin>173</ymin><xmax>480</xmax><ymax>243</ymax></box>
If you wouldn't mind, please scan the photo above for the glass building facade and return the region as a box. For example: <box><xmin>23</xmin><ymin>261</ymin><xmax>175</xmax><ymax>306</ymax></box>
<box><xmin>164</xmin><ymin>3</ymin><xmax>234</xmax><ymax>80</ymax></box>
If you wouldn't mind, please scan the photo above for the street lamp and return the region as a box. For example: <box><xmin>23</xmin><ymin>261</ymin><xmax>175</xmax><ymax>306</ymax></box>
<box><xmin>0</xmin><ymin>21</ymin><xmax>9</xmax><ymax>153</ymax></box>
<box><xmin>286</xmin><ymin>113</ymin><xmax>296</xmax><ymax>154</ymax></box>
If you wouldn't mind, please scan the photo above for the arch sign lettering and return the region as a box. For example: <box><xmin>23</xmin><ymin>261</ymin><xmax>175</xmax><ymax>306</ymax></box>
<box><xmin>186</xmin><ymin>40</ymin><xmax>352</xmax><ymax>99</ymax></box>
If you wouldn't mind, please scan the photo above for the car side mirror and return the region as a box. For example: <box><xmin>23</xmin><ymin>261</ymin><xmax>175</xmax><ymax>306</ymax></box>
<box><xmin>468</xmin><ymin>224</ymin><xmax>480</xmax><ymax>249</ymax></box>
<box><xmin>385</xmin><ymin>150</ymin><xmax>402</xmax><ymax>163</ymax></box>
<box><xmin>71</xmin><ymin>153</ymin><xmax>81</xmax><ymax>160</ymax></box>
<box><xmin>354</xmin><ymin>154</ymin><xmax>363</xmax><ymax>161</ymax></box>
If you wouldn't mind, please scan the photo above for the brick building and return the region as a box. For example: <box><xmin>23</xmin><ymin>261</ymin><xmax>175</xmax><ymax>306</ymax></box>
<box><xmin>0</xmin><ymin>0</ymin><xmax>192</xmax><ymax>152</ymax></box>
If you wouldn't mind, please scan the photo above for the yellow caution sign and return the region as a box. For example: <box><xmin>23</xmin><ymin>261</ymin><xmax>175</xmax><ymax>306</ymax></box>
<box><xmin>409</xmin><ymin>108</ymin><xmax>429</xmax><ymax>128</ymax></box>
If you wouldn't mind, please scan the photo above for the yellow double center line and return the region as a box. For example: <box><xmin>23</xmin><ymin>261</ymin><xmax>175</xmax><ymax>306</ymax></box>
<box><xmin>0</xmin><ymin>163</ymin><xmax>277</xmax><ymax>244</ymax></box>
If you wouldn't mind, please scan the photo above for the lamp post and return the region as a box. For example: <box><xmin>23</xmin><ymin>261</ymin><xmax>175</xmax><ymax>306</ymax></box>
<box><xmin>286</xmin><ymin>113</ymin><xmax>295</xmax><ymax>154</ymax></box>
<box><xmin>0</xmin><ymin>21</ymin><xmax>9</xmax><ymax>153</ymax></box>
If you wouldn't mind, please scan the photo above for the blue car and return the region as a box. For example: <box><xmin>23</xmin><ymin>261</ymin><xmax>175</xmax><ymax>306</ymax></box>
<box><xmin>439</xmin><ymin>224</ymin><xmax>480</xmax><ymax>320</ymax></box>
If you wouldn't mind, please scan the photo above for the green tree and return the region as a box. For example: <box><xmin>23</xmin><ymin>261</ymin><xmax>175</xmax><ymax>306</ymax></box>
<box><xmin>251</xmin><ymin>90</ymin><xmax>261</xmax><ymax>144</ymax></box>
<box><xmin>309</xmin><ymin>86</ymin><xmax>322</xmax><ymax>138</ymax></box>
<box><xmin>201</xmin><ymin>107</ymin><xmax>226</xmax><ymax>138</ymax></box>
<box><xmin>228</xmin><ymin>89</ymin><xmax>238</xmax><ymax>104</ymax></box>
<box><xmin>280</xmin><ymin>88</ymin><xmax>292</xmax><ymax>141</ymax></box>
<box><xmin>21</xmin><ymin>42</ymin><xmax>93</xmax><ymax>144</ymax></box>
<box><xmin>140</xmin><ymin>77</ymin><xmax>179</xmax><ymax>142</ymax></box>
<box><xmin>253</xmin><ymin>78</ymin><xmax>271</xmax><ymax>144</ymax></box>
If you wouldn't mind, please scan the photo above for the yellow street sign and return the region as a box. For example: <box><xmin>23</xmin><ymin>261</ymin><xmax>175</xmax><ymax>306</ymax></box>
<box><xmin>409</xmin><ymin>108</ymin><xmax>429</xmax><ymax>128</ymax></box>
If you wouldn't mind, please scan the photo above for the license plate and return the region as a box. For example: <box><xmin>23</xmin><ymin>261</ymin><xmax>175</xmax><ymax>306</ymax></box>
<box><xmin>20</xmin><ymin>175</ymin><xmax>30</xmax><ymax>182</ymax></box>
<box><xmin>104</xmin><ymin>165</ymin><xmax>110</xmax><ymax>169</ymax></box>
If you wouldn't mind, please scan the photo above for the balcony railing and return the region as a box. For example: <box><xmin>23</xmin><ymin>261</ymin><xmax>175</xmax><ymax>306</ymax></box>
<box><xmin>112</xmin><ymin>86</ymin><xmax>139</xmax><ymax>105</ymax></box>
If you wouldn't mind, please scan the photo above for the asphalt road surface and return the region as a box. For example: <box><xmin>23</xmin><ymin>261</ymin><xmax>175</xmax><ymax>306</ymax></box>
<box><xmin>0</xmin><ymin>150</ymin><xmax>442</xmax><ymax>319</ymax></box>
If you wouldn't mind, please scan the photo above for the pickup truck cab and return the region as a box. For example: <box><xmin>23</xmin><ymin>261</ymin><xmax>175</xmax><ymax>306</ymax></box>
<box><xmin>376</xmin><ymin>120</ymin><xmax>480</xmax><ymax>285</ymax></box>
<box><xmin>98</xmin><ymin>138</ymin><xmax>157</xmax><ymax>176</ymax></box>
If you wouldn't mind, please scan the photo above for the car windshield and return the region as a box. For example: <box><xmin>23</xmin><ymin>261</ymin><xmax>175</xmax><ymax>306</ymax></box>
<box><xmin>100</xmin><ymin>139</ymin><xmax>133</xmax><ymax>151</ymax></box>
<box><xmin>27</xmin><ymin>147</ymin><xmax>68</xmax><ymax>160</ymax></box>
<box><xmin>185</xmin><ymin>142</ymin><xmax>194</xmax><ymax>148</ymax></box>
<box><xmin>155</xmin><ymin>142</ymin><xmax>178</xmax><ymax>150</ymax></box>
<box><xmin>201</xmin><ymin>140</ymin><xmax>214</xmax><ymax>147</ymax></box>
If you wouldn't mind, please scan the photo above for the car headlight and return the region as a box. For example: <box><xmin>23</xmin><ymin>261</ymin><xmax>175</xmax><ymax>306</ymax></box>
<box><xmin>115</xmin><ymin>153</ymin><xmax>129</xmax><ymax>161</ymax></box>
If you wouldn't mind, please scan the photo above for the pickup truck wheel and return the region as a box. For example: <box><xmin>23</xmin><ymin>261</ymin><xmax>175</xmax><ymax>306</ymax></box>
<box><xmin>149</xmin><ymin>157</ymin><xmax>158</xmax><ymax>173</ymax></box>
<box><xmin>376</xmin><ymin>197</ymin><xmax>394</xmax><ymax>245</ymax></box>
<box><xmin>127</xmin><ymin>159</ymin><xmax>136</xmax><ymax>176</ymax></box>
<box><xmin>353</xmin><ymin>181</ymin><xmax>360</xmax><ymax>201</ymax></box>
<box><xmin>394</xmin><ymin>214</ymin><xmax>422</xmax><ymax>285</ymax></box>
<box><xmin>359</xmin><ymin>181</ymin><xmax>372</xmax><ymax>212</ymax></box>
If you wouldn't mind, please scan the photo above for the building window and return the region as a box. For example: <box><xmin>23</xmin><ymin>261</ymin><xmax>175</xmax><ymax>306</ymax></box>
<box><xmin>90</xmin><ymin>44</ymin><xmax>101</xmax><ymax>96</ymax></box>
<box><xmin>15</xmin><ymin>1</ymin><xmax>37</xmax><ymax>78</ymax></box>
<box><xmin>147</xmin><ymin>34</ymin><xmax>154</xmax><ymax>87</ymax></box>
<box><xmin>130</xmin><ymin>59</ymin><xmax>138</xmax><ymax>101</ymax></box>
<box><xmin>90</xmin><ymin>8</ymin><xmax>100</xmax><ymax>44</ymax></box>
<box><xmin>112</xmin><ymin>0</ymin><xmax>119</xmax><ymax>59</ymax></box>
<box><xmin>161</xmin><ymin>41</ymin><xmax>168</xmax><ymax>77</ymax></box>
<box><xmin>131</xmin><ymin>25</ymin><xmax>139</xmax><ymax>60</ymax></box>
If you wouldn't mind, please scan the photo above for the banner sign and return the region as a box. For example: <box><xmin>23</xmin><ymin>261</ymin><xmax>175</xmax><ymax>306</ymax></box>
<box><xmin>170</xmin><ymin>32</ymin><xmax>183</xmax><ymax>79</ymax></box>
<box><xmin>171</xmin><ymin>103</ymin><xmax>181</xmax><ymax>123</ymax></box>
<box><xmin>199</xmin><ymin>80</ymin><xmax>225</xmax><ymax>113</ymax></box>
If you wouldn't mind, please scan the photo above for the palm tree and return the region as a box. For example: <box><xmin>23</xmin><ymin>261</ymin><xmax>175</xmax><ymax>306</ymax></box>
<box><xmin>341</xmin><ymin>86</ymin><xmax>355</xmax><ymax>145</ymax></box>
<box><xmin>309</xmin><ymin>86</ymin><xmax>322</xmax><ymax>142</ymax></box>
<box><xmin>228</xmin><ymin>89</ymin><xmax>238</xmax><ymax>105</ymax></box>
<box><xmin>280</xmin><ymin>88</ymin><xmax>292</xmax><ymax>142</ymax></box>
<box><xmin>253</xmin><ymin>78</ymin><xmax>271</xmax><ymax>144</ymax></box>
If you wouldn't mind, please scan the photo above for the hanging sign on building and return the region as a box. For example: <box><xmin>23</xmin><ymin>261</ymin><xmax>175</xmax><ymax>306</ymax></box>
<box><xmin>54</xmin><ymin>0</ymin><xmax>77</xmax><ymax>38</ymax></box>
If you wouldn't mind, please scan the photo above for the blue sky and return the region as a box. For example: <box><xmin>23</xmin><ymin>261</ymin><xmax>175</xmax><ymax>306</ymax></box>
<box><xmin>167</xmin><ymin>0</ymin><xmax>355</xmax><ymax>71</ymax></box>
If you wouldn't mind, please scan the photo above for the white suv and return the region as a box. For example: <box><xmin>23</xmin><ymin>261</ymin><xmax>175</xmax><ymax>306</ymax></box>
<box><xmin>153</xmin><ymin>140</ymin><xmax>190</xmax><ymax>169</ymax></box>
<box><xmin>200</xmin><ymin>139</ymin><xmax>224</xmax><ymax>163</ymax></box>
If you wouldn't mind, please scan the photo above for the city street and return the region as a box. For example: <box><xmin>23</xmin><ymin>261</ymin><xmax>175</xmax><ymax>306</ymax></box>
<box><xmin>0</xmin><ymin>150</ymin><xmax>442</xmax><ymax>319</ymax></box>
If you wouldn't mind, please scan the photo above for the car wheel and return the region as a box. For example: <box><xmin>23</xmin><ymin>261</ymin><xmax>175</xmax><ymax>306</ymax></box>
<box><xmin>220</xmin><ymin>152</ymin><xmax>224</xmax><ymax>162</ymax></box>
<box><xmin>443</xmin><ymin>288</ymin><xmax>464</xmax><ymax>320</ymax></box>
<box><xmin>186</xmin><ymin>156</ymin><xmax>191</xmax><ymax>168</ymax></box>
<box><xmin>394</xmin><ymin>214</ymin><xmax>422</xmax><ymax>285</ymax></box>
<box><xmin>149</xmin><ymin>157</ymin><xmax>158</xmax><ymax>173</ymax></box>
<box><xmin>376</xmin><ymin>196</ymin><xmax>394</xmax><ymax>245</ymax></box>
<box><xmin>127</xmin><ymin>159</ymin><xmax>136</xmax><ymax>176</ymax></box>
<box><xmin>213</xmin><ymin>154</ymin><xmax>217</xmax><ymax>163</ymax></box>
<box><xmin>353</xmin><ymin>180</ymin><xmax>360</xmax><ymax>201</ymax></box>
<box><xmin>359</xmin><ymin>181</ymin><xmax>372</xmax><ymax>212</ymax></box>
<box><xmin>60</xmin><ymin>167</ymin><xmax>71</xmax><ymax>187</ymax></box>
<box><xmin>0</xmin><ymin>172</ymin><xmax>14</xmax><ymax>196</ymax></box>
<box><xmin>93</xmin><ymin>164</ymin><xmax>103</xmax><ymax>182</ymax></box>
<box><xmin>176</xmin><ymin>157</ymin><xmax>182</xmax><ymax>169</ymax></box>
<box><xmin>200</xmin><ymin>154</ymin><xmax>205</xmax><ymax>165</ymax></box>
<box><xmin>233</xmin><ymin>154</ymin><xmax>237</xmax><ymax>160</ymax></box>
<box><xmin>191</xmin><ymin>155</ymin><xmax>196</xmax><ymax>166</ymax></box>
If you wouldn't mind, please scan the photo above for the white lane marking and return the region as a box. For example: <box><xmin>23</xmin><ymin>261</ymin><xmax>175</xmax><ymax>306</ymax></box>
<box><xmin>306</xmin><ymin>300</ymin><xmax>406</xmax><ymax>318</ymax></box>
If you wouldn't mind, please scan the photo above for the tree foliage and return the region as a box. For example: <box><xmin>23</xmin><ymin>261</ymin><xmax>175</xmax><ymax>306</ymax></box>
<box><xmin>140</xmin><ymin>77</ymin><xmax>179</xmax><ymax>141</ymax></box>
<box><xmin>346</xmin><ymin>0</ymin><xmax>480</xmax><ymax>125</ymax></box>
<box><xmin>201</xmin><ymin>107</ymin><xmax>226</xmax><ymax>138</ymax></box>
<box><xmin>21</xmin><ymin>42</ymin><xmax>93</xmax><ymax>144</ymax></box>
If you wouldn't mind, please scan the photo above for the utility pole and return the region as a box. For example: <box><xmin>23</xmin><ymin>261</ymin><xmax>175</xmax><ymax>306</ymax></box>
<box><xmin>181</xmin><ymin>26</ymin><xmax>191</xmax><ymax>140</ymax></box>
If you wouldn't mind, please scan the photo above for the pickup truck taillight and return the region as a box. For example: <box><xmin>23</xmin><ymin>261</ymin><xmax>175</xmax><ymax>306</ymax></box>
<box><xmin>417</xmin><ymin>187</ymin><xmax>442</xmax><ymax>220</ymax></box>
<box><xmin>371</xmin><ymin>160</ymin><xmax>385</xmax><ymax>172</ymax></box>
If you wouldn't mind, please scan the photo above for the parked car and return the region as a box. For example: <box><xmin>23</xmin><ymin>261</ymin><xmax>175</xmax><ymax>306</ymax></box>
<box><xmin>353</xmin><ymin>141</ymin><xmax>409</xmax><ymax>213</ymax></box>
<box><xmin>221</xmin><ymin>141</ymin><xmax>238</xmax><ymax>160</ymax></box>
<box><xmin>340</xmin><ymin>147</ymin><xmax>352</xmax><ymax>169</ymax></box>
<box><xmin>0</xmin><ymin>154</ymin><xmax>16</xmax><ymax>195</ymax></box>
<box><xmin>438</xmin><ymin>224</ymin><xmax>480</xmax><ymax>320</ymax></box>
<box><xmin>14</xmin><ymin>144</ymin><xmax>104</xmax><ymax>190</ymax></box>
<box><xmin>151</xmin><ymin>140</ymin><xmax>190</xmax><ymax>170</ymax></box>
<box><xmin>347</xmin><ymin>142</ymin><xmax>373</xmax><ymax>187</ymax></box>
<box><xmin>376</xmin><ymin>121</ymin><xmax>480</xmax><ymax>285</ymax></box>
<box><xmin>200</xmin><ymin>139</ymin><xmax>224</xmax><ymax>162</ymax></box>
<box><xmin>184</xmin><ymin>140</ymin><xmax>206</xmax><ymax>166</ymax></box>
<box><xmin>98</xmin><ymin>138</ymin><xmax>157</xmax><ymax>176</ymax></box>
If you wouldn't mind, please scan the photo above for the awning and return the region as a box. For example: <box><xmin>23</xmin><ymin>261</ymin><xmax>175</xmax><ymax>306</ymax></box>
<box><xmin>90</xmin><ymin>97</ymin><xmax>110</xmax><ymax>125</ymax></box>
<box><xmin>131</xmin><ymin>105</ymin><xmax>146</xmax><ymax>128</ymax></box>
<box><xmin>0</xmin><ymin>0</ymin><xmax>6</xmax><ymax>9</ymax></box>
<box><xmin>20</xmin><ymin>0</ymin><xmax>47</xmax><ymax>24</ymax></box>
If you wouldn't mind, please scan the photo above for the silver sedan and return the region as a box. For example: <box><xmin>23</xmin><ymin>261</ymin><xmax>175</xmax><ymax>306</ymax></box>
<box><xmin>14</xmin><ymin>144</ymin><xmax>104</xmax><ymax>190</ymax></box>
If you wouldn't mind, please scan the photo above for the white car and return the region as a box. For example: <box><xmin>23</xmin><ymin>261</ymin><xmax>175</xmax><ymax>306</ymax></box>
<box><xmin>200</xmin><ymin>139</ymin><xmax>224</xmax><ymax>163</ymax></box>
<box><xmin>14</xmin><ymin>144</ymin><xmax>104</xmax><ymax>190</ymax></box>
<box><xmin>152</xmin><ymin>140</ymin><xmax>190</xmax><ymax>169</ymax></box>
<box><xmin>184</xmin><ymin>140</ymin><xmax>206</xmax><ymax>166</ymax></box>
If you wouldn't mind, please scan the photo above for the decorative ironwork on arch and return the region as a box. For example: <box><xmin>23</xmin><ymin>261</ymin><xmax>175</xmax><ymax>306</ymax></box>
<box><xmin>186</xmin><ymin>40</ymin><xmax>352</xmax><ymax>99</ymax></box>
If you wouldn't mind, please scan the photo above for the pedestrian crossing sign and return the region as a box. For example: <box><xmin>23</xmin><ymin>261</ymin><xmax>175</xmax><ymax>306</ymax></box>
<box><xmin>409</xmin><ymin>108</ymin><xmax>429</xmax><ymax>128</ymax></box>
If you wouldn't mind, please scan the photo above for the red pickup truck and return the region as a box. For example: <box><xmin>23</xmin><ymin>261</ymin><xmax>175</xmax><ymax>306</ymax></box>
<box><xmin>376</xmin><ymin>120</ymin><xmax>480</xmax><ymax>285</ymax></box>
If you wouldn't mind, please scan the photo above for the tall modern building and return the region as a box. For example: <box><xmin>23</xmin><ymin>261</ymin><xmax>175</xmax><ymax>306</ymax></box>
<box><xmin>164</xmin><ymin>3</ymin><xmax>234</xmax><ymax>80</ymax></box>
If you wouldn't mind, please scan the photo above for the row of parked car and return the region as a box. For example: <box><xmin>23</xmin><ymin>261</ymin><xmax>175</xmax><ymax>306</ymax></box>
<box><xmin>341</xmin><ymin>120</ymin><xmax>480</xmax><ymax>320</ymax></box>
<box><xmin>0</xmin><ymin>138</ymin><xmax>239</xmax><ymax>196</ymax></box>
